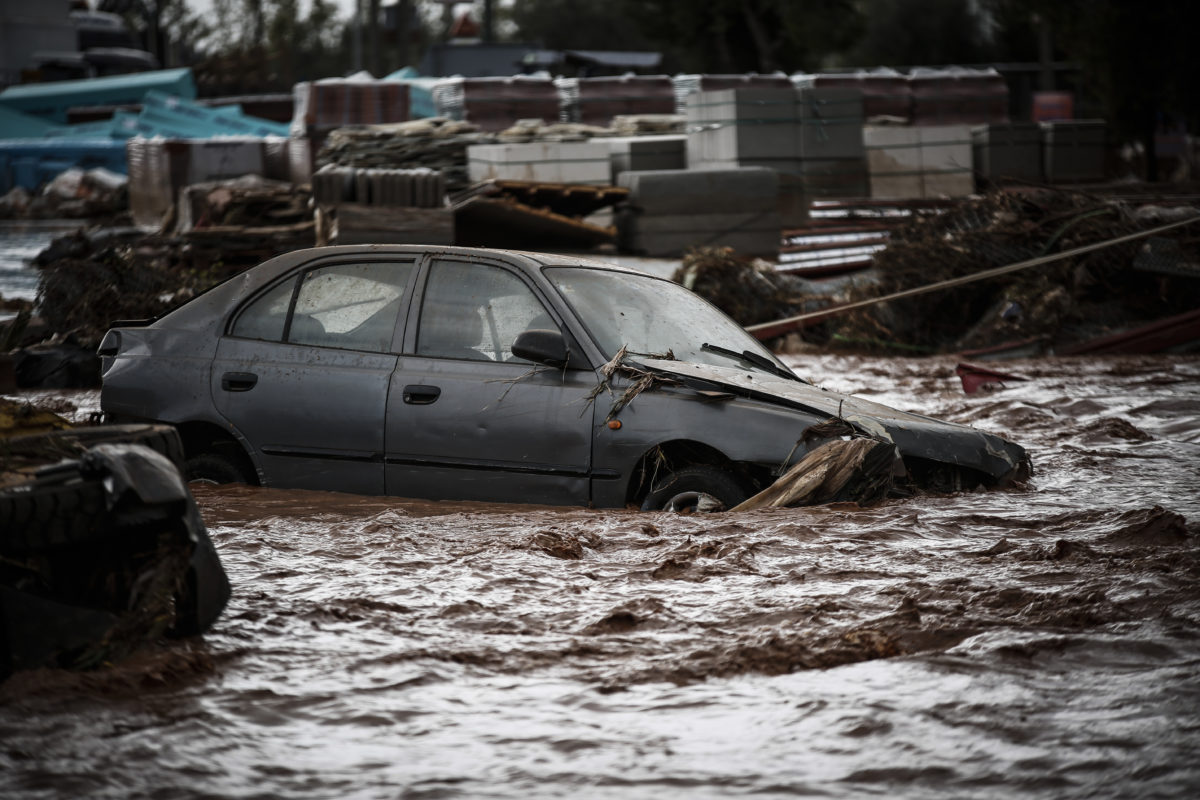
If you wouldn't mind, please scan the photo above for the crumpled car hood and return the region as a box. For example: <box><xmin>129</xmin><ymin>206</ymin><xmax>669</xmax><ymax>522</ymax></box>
<box><xmin>638</xmin><ymin>358</ymin><xmax>1029</xmax><ymax>481</ymax></box>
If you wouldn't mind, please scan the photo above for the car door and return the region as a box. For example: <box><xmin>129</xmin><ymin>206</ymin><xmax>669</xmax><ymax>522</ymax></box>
<box><xmin>384</xmin><ymin>256</ymin><xmax>597</xmax><ymax>505</ymax></box>
<box><xmin>211</xmin><ymin>257</ymin><xmax>417</xmax><ymax>494</ymax></box>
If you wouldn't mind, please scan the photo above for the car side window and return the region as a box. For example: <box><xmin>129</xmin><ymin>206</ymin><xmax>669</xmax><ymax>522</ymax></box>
<box><xmin>230</xmin><ymin>278</ymin><xmax>295</xmax><ymax>341</ymax></box>
<box><xmin>417</xmin><ymin>260</ymin><xmax>556</xmax><ymax>362</ymax></box>
<box><xmin>231</xmin><ymin>261</ymin><xmax>414</xmax><ymax>352</ymax></box>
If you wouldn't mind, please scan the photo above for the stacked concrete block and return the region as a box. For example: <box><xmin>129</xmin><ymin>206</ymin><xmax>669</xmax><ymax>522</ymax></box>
<box><xmin>686</xmin><ymin>87</ymin><xmax>801</xmax><ymax>167</ymax></box>
<box><xmin>864</xmin><ymin>125</ymin><xmax>973</xmax><ymax>198</ymax></box>
<box><xmin>864</xmin><ymin>126</ymin><xmax>922</xmax><ymax>198</ymax></box>
<box><xmin>920</xmin><ymin>125</ymin><xmax>974</xmax><ymax>196</ymax></box>
<box><xmin>971</xmin><ymin>122</ymin><xmax>1042</xmax><ymax>183</ymax></box>
<box><xmin>687</xmin><ymin>87</ymin><xmax>867</xmax><ymax>200</ymax></box>
<box><xmin>672</xmin><ymin>74</ymin><xmax>793</xmax><ymax>114</ymax></box>
<box><xmin>602</xmin><ymin>135</ymin><xmax>687</xmax><ymax>182</ymax></box>
<box><xmin>466</xmin><ymin>141</ymin><xmax>611</xmax><ymax>185</ymax></box>
<box><xmin>1041</xmin><ymin>120</ymin><xmax>1105</xmax><ymax>183</ymax></box>
<box><xmin>616</xmin><ymin>168</ymin><xmax>780</xmax><ymax>257</ymax></box>
<box><xmin>289</xmin><ymin>79</ymin><xmax>411</xmax><ymax>183</ymax></box>
<box><xmin>795</xmin><ymin>87</ymin><xmax>868</xmax><ymax>197</ymax></box>
<box><xmin>312</xmin><ymin>165</ymin><xmax>445</xmax><ymax>208</ymax></box>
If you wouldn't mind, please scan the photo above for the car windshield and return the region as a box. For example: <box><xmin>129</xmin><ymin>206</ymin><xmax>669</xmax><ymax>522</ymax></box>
<box><xmin>545</xmin><ymin>266</ymin><xmax>793</xmax><ymax>374</ymax></box>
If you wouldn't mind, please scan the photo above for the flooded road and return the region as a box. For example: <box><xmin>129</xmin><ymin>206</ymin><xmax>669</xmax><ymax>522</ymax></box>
<box><xmin>3</xmin><ymin>354</ymin><xmax>1199</xmax><ymax>798</ymax></box>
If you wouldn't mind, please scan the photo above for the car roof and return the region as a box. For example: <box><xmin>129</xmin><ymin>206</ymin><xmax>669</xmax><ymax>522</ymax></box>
<box><xmin>273</xmin><ymin>244</ymin><xmax>656</xmax><ymax>276</ymax></box>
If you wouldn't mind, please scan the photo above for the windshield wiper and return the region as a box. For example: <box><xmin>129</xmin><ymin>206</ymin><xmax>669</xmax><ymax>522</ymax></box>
<box><xmin>701</xmin><ymin>343</ymin><xmax>807</xmax><ymax>383</ymax></box>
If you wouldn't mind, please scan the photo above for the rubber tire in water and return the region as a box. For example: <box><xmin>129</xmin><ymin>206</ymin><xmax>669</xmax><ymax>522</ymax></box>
<box><xmin>640</xmin><ymin>465</ymin><xmax>748</xmax><ymax>512</ymax></box>
<box><xmin>186</xmin><ymin>453</ymin><xmax>251</xmax><ymax>485</ymax></box>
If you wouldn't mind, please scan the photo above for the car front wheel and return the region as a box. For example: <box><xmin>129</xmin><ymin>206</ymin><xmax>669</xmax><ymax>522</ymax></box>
<box><xmin>639</xmin><ymin>465</ymin><xmax>749</xmax><ymax>513</ymax></box>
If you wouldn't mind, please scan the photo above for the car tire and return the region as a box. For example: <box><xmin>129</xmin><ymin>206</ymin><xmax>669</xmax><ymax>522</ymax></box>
<box><xmin>186</xmin><ymin>452</ymin><xmax>251</xmax><ymax>485</ymax></box>
<box><xmin>0</xmin><ymin>472</ymin><xmax>110</xmax><ymax>555</ymax></box>
<box><xmin>640</xmin><ymin>465</ymin><xmax>749</xmax><ymax>512</ymax></box>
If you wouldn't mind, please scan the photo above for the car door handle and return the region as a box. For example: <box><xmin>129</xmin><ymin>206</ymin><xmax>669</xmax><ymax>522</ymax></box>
<box><xmin>221</xmin><ymin>371</ymin><xmax>258</xmax><ymax>392</ymax></box>
<box><xmin>403</xmin><ymin>385</ymin><xmax>441</xmax><ymax>405</ymax></box>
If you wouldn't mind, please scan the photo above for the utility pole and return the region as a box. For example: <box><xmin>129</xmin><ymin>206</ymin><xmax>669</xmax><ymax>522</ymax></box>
<box><xmin>353</xmin><ymin>0</ymin><xmax>364</xmax><ymax>72</ymax></box>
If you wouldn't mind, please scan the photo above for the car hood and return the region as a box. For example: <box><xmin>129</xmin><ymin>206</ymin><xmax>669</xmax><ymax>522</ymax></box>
<box><xmin>637</xmin><ymin>358</ymin><xmax>1029</xmax><ymax>481</ymax></box>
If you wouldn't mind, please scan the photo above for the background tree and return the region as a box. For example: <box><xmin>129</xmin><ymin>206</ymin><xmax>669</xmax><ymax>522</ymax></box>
<box><xmin>991</xmin><ymin>0</ymin><xmax>1200</xmax><ymax>180</ymax></box>
<box><xmin>844</xmin><ymin>0</ymin><xmax>992</xmax><ymax>67</ymax></box>
<box><xmin>507</xmin><ymin>0</ymin><xmax>862</xmax><ymax>74</ymax></box>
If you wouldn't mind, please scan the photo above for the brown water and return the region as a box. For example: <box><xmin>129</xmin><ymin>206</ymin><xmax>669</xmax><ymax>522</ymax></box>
<box><xmin>3</xmin><ymin>354</ymin><xmax>1199</xmax><ymax>798</ymax></box>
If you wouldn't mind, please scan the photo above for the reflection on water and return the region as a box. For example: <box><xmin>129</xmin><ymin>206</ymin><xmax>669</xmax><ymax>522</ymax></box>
<box><xmin>0</xmin><ymin>220</ymin><xmax>80</xmax><ymax>304</ymax></box>
<box><xmin>1</xmin><ymin>354</ymin><xmax>1198</xmax><ymax>798</ymax></box>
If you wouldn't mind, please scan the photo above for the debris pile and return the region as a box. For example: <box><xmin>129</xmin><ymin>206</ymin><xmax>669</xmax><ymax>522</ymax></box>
<box><xmin>0</xmin><ymin>168</ymin><xmax>129</xmax><ymax>222</ymax></box>
<box><xmin>828</xmin><ymin>188</ymin><xmax>1200</xmax><ymax>353</ymax></box>
<box><xmin>174</xmin><ymin>175</ymin><xmax>311</xmax><ymax>232</ymax></box>
<box><xmin>13</xmin><ymin>213</ymin><xmax>312</xmax><ymax>361</ymax></box>
<box><xmin>672</xmin><ymin>247</ymin><xmax>808</xmax><ymax>327</ymax></box>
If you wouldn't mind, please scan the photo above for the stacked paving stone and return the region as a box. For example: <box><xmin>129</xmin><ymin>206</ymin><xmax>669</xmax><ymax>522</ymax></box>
<box><xmin>311</xmin><ymin>165</ymin><xmax>445</xmax><ymax>207</ymax></box>
<box><xmin>864</xmin><ymin>125</ymin><xmax>974</xmax><ymax>198</ymax></box>
<box><xmin>686</xmin><ymin>86</ymin><xmax>868</xmax><ymax>200</ymax></box>
<box><xmin>601</xmin><ymin>135</ymin><xmax>687</xmax><ymax>183</ymax></box>
<box><xmin>616</xmin><ymin>167</ymin><xmax>781</xmax><ymax>257</ymax></box>
<box><xmin>971</xmin><ymin>122</ymin><xmax>1043</xmax><ymax>184</ymax></box>
<box><xmin>466</xmin><ymin>141</ymin><xmax>611</xmax><ymax>185</ymax></box>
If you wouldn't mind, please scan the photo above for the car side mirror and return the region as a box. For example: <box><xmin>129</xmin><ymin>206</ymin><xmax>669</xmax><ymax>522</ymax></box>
<box><xmin>512</xmin><ymin>329</ymin><xmax>570</xmax><ymax>368</ymax></box>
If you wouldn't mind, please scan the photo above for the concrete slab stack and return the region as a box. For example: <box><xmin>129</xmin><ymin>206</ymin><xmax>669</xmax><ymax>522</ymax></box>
<box><xmin>971</xmin><ymin>122</ymin><xmax>1042</xmax><ymax>183</ymax></box>
<box><xmin>864</xmin><ymin>125</ymin><xmax>973</xmax><ymax>198</ymax></box>
<box><xmin>686</xmin><ymin>87</ymin><xmax>867</xmax><ymax>201</ymax></box>
<box><xmin>312</xmin><ymin>165</ymin><xmax>445</xmax><ymax>208</ymax></box>
<box><xmin>288</xmin><ymin>79</ymin><xmax>411</xmax><ymax>183</ymax></box>
<box><xmin>601</xmin><ymin>135</ymin><xmax>687</xmax><ymax>182</ymax></box>
<box><xmin>466</xmin><ymin>141</ymin><xmax>610</xmax><ymax>185</ymax></box>
<box><xmin>616</xmin><ymin>167</ymin><xmax>780</xmax><ymax>257</ymax></box>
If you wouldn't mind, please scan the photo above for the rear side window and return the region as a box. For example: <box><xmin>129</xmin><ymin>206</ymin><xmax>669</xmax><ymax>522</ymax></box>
<box><xmin>230</xmin><ymin>278</ymin><xmax>294</xmax><ymax>341</ymax></box>
<box><xmin>231</xmin><ymin>261</ymin><xmax>415</xmax><ymax>352</ymax></box>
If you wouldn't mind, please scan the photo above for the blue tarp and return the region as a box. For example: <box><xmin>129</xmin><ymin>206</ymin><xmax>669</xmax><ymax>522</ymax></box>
<box><xmin>0</xmin><ymin>106</ymin><xmax>57</xmax><ymax>139</ymax></box>
<box><xmin>384</xmin><ymin>68</ymin><xmax>439</xmax><ymax>119</ymax></box>
<box><xmin>0</xmin><ymin>139</ymin><xmax>128</xmax><ymax>193</ymax></box>
<box><xmin>0</xmin><ymin>68</ymin><xmax>196</xmax><ymax>124</ymax></box>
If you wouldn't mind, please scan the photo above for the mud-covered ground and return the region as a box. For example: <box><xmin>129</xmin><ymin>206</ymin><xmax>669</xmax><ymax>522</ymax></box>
<box><xmin>3</xmin><ymin>354</ymin><xmax>1199</xmax><ymax>799</ymax></box>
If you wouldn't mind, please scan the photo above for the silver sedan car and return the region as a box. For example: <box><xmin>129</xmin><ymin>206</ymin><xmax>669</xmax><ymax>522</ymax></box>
<box><xmin>99</xmin><ymin>245</ymin><xmax>1029</xmax><ymax>510</ymax></box>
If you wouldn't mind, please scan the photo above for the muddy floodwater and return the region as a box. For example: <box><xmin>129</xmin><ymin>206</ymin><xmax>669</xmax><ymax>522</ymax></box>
<box><xmin>3</xmin><ymin>354</ymin><xmax>1199</xmax><ymax>798</ymax></box>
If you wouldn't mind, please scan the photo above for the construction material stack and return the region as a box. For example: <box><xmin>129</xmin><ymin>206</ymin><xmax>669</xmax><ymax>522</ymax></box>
<box><xmin>466</xmin><ymin>141</ymin><xmax>610</xmax><ymax>185</ymax></box>
<box><xmin>433</xmin><ymin>76</ymin><xmax>560</xmax><ymax>132</ymax></box>
<box><xmin>312</xmin><ymin>164</ymin><xmax>450</xmax><ymax>245</ymax></box>
<box><xmin>289</xmin><ymin>79</ymin><xmax>411</xmax><ymax>183</ymax></box>
<box><xmin>616</xmin><ymin>167</ymin><xmax>781</xmax><ymax>257</ymax></box>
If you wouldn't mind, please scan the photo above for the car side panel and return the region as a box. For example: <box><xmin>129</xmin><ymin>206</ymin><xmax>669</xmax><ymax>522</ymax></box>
<box><xmin>384</xmin><ymin>357</ymin><xmax>596</xmax><ymax>504</ymax></box>
<box><xmin>211</xmin><ymin>338</ymin><xmax>397</xmax><ymax>494</ymax></box>
<box><xmin>588</xmin><ymin>386</ymin><xmax>826</xmax><ymax>508</ymax></box>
